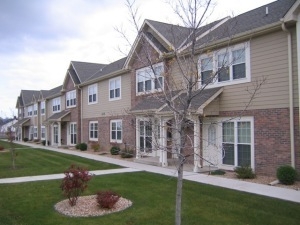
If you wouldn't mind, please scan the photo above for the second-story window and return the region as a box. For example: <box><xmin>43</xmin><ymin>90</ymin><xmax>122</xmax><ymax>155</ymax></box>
<box><xmin>66</xmin><ymin>90</ymin><xmax>76</xmax><ymax>108</ymax></box>
<box><xmin>52</xmin><ymin>97</ymin><xmax>61</xmax><ymax>113</ymax></box>
<box><xmin>88</xmin><ymin>84</ymin><xmax>97</xmax><ymax>104</ymax></box>
<box><xmin>199</xmin><ymin>42</ymin><xmax>250</xmax><ymax>88</ymax></box>
<box><xmin>27</xmin><ymin>105</ymin><xmax>33</xmax><ymax>117</ymax></box>
<box><xmin>41</xmin><ymin>101</ymin><xmax>45</xmax><ymax>115</ymax></box>
<box><xmin>109</xmin><ymin>77</ymin><xmax>121</xmax><ymax>100</ymax></box>
<box><xmin>33</xmin><ymin>103</ymin><xmax>38</xmax><ymax>116</ymax></box>
<box><xmin>136</xmin><ymin>63</ymin><xmax>164</xmax><ymax>95</ymax></box>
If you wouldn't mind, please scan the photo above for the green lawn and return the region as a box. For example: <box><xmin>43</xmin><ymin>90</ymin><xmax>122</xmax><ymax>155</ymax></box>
<box><xmin>0</xmin><ymin>141</ymin><xmax>121</xmax><ymax>178</ymax></box>
<box><xmin>0</xmin><ymin>172</ymin><xmax>299</xmax><ymax>225</ymax></box>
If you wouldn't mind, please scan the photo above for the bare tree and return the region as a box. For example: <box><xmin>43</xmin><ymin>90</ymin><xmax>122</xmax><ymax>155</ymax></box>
<box><xmin>117</xmin><ymin>1</ymin><xmax>265</xmax><ymax>224</ymax></box>
<box><xmin>6</xmin><ymin>124</ymin><xmax>17</xmax><ymax>170</ymax></box>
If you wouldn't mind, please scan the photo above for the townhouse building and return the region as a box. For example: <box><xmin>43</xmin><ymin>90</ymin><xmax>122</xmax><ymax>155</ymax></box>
<box><xmin>15</xmin><ymin>0</ymin><xmax>300</xmax><ymax>176</ymax></box>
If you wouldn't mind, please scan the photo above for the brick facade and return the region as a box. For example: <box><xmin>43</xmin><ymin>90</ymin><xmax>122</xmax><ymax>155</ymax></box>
<box><xmin>82</xmin><ymin>115</ymin><xmax>136</xmax><ymax>152</ymax></box>
<box><xmin>220</xmin><ymin>107</ymin><xmax>298</xmax><ymax>176</ymax></box>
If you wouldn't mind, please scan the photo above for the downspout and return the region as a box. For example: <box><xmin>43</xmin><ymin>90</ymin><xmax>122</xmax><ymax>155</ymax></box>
<box><xmin>77</xmin><ymin>85</ymin><xmax>83</xmax><ymax>143</ymax></box>
<box><xmin>281</xmin><ymin>20</ymin><xmax>295</xmax><ymax>168</ymax></box>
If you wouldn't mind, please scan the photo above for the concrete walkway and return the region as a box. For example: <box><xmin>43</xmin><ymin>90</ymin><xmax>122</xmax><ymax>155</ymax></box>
<box><xmin>1</xmin><ymin>141</ymin><xmax>300</xmax><ymax>204</ymax></box>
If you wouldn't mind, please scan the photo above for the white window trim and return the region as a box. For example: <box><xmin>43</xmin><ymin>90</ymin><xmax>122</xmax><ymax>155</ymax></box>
<box><xmin>110</xmin><ymin>119</ymin><xmax>122</xmax><ymax>143</ymax></box>
<box><xmin>41</xmin><ymin>101</ymin><xmax>45</xmax><ymax>115</ymax></box>
<box><xmin>89</xmin><ymin>121</ymin><xmax>98</xmax><ymax>141</ymax></box>
<box><xmin>198</xmin><ymin>42</ymin><xmax>251</xmax><ymax>88</ymax></box>
<box><xmin>33</xmin><ymin>126</ymin><xmax>38</xmax><ymax>139</ymax></box>
<box><xmin>41</xmin><ymin>126</ymin><xmax>46</xmax><ymax>140</ymax></box>
<box><xmin>33</xmin><ymin>103</ymin><xmax>38</xmax><ymax>116</ymax></box>
<box><xmin>109</xmin><ymin>76</ymin><xmax>122</xmax><ymax>101</ymax></box>
<box><xmin>66</xmin><ymin>90</ymin><xmax>76</xmax><ymax>108</ymax></box>
<box><xmin>52</xmin><ymin>97</ymin><xmax>61</xmax><ymax>113</ymax></box>
<box><xmin>136</xmin><ymin>62</ymin><xmax>164</xmax><ymax>95</ymax></box>
<box><xmin>27</xmin><ymin>105</ymin><xmax>33</xmax><ymax>117</ymax></box>
<box><xmin>218</xmin><ymin>116</ymin><xmax>254</xmax><ymax>171</ymax></box>
<box><xmin>88</xmin><ymin>84</ymin><xmax>98</xmax><ymax>105</ymax></box>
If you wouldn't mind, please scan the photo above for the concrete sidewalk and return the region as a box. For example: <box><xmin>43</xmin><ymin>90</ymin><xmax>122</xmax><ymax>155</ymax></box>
<box><xmin>1</xmin><ymin>141</ymin><xmax>300</xmax><ymax>204</ymax></box>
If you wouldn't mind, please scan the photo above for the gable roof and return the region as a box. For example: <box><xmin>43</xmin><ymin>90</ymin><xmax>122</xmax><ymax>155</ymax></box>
<box><xmin>19</xmin><ymin>90</ymin><xmax>41</xmax><ymax>106</ymax></box>
<box><xmin>71</xmin><ymin>61</ymin><xmax>106</xmax><ymax>84</ymax></box>
<box><xmin>83</xmin><ymin>57</ymin><xmax>128</xmax><ymax>84</ymax></box>
<box><xmin>44</xmin><ymin>85</ymin><xmax>63</xmax><ymax>99</ymax></box>
<box><xmin>194</xmin><ymin>0</ymin><xmax>296</xmax><ymax>49</ymax></box>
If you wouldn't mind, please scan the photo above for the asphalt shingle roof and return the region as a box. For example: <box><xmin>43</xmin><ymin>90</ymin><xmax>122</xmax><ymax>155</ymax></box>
<box><xmin>44</xmin><ymin>85</ymin><xmax>62</xmax><ymax>99</ymax></box>
<box><xmin>71</xmin><ymin>61</ymin><xmax>107</xmax><ymax>83</ymax></box>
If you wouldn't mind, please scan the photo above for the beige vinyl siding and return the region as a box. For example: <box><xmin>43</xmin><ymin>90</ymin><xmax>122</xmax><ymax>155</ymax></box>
<box><xmin>219</xmin><ymin>30</ymin><xmax>289</xmax><ymax>111</ymax></box>
<box><xmin>82</xmin><ymin>72</ymin><xmax>131</xmax><ymax>119</ymax></box>
<box><xmin>291</xmin><ymin>28</ymin><xmax>299</xmax><ymax>107</ymax></box>
<box><xmin>46</xmin><ymin>95</ymin><xmax>65</xmax><ymax>118</ymax></box>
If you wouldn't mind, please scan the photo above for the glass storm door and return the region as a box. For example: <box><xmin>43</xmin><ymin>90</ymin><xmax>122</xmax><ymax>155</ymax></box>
<box><xmin>70</xmin><ymin>123</ymin><xmax>77</xmax><ymax>145</ymax></box>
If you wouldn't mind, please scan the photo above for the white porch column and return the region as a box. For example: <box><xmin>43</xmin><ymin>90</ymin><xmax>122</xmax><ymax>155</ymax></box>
<box><xmin>193</xmin><ymin>117</ymin><xmax>201</xmax><ymax>172</ymax></box>
<box><xmin>58</xmin><ymin>122</ymin><xmax>61</xmax><ymax>147</ymax></box>
<box><xmin>45</xmin><ymin>124</ymin><xmax>48</xmax><ymax>146</ymax></box>
<box><xmin>51</xmin><ymin>123</ymin><xmax>53</xmax><ymax>146</ymax></box>
<box><xmin>135</xmin><ymin>118</ymin><xmax>140</xmax><ymax>159</ymax></box>
<box><xmin>20</xmin><ymin>126</ymin><xmax>23</xmax><ymax>141</ymax></box>
<box><xmin>160</xmin><ymin>118</ymin><xmax>168</xmax><ymax>167</ymax></box>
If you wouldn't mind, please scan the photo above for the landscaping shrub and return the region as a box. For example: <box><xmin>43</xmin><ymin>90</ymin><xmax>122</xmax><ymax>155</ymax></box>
<box><xmin>120</xmin><ymin>149</ymin><xmax>134</xmax><ymax>158</ymax></box>
<box><xmin>0</xmin><ymin>145</ymin><xmax>4</xmax><ymax>151</ymax></box>
<box><xmin>210</xmin><ymin>169</ymin><xmax>226</xmax><ymax>175</ymax></box>
<box><xmin>76</xmin><ymin>143</ymin><xmax>87</xmax><ymax>151</ymax></box>
<box><xmin>276</xmin><ymin>165</ymin><xmax>297</xmax><ymax>185</ymax></box>
<box><xmin>110</xmin><ymin>146</ymin><xmax>120</xmax><ymax>155</ymax></box>
<box><xmin>60</xmin><ymin>164</ymin><xmax>92</xmax><ymax>206</ymax></box>
<box><xmin>23</xmin><ymin>137</ymin><xmax>28</xmax><ymax>142</ymax></box>
<box><xmin>234</xmin><ymin>165</ymin><xmax>256</xmax><ymax>179</ymax></box>
<box><xmin>42</xmin><ymin>140</ymin><xmax>50</xmax><ymax>146</ymax></box>
<box><xmin>90</xmin><ymin>142</ymin><xmax>100</xmax><ymax>152</ymax></box>
<box><xmin>96</xmin><ymin>190</ymin><xmax>120</xmax><ymax>209</ymax></box>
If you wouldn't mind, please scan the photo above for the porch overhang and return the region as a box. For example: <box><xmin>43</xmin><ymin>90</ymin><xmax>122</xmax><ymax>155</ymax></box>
<box><xmin>44</xmin><ymin>110</ymin><xmax>71</xmax><ymax>123</ymax></box>
<box><xmin>14</xmin><ymin>118</ymin><xmax>30</xmax><ymax>127</ymax></box>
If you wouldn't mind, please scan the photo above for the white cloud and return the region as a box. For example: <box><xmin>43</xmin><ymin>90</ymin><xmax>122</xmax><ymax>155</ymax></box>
<box><xmin>0</xmin><ymin>0</ymin><xmax>274</xmax><ymax>118</ymax></box>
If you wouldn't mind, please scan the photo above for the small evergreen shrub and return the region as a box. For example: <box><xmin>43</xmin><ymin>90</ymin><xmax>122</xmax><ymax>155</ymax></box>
<box><xmin>234</xmin><ymin>165</ymin><xmax>256</xmax><ymax>179</ymax></box>
<box><xmin>120</xmin><ymin>149</ymin><xmax>134</xmax><ymax>158</ymax></box>
<box><xmin>210</xmin><ymin>169</ymin><xmax>226</xmax><ymax>175</ymax></box>
<box><xmin>60</xmin><ymin>164</ymin><xmax>92</xmax><ymax>206</ymax></box>
<box><xmin>276</xmin><ymin>165</ymin><xmax>297</xmax><ymax>185</ymax></box>
<box><xmin>76</xmin><ymin>143</ymin><xmax>87</xmax><ymax>151</ymax></box>
<box><xmin>23</xmin><ymin>137</ymin><xmax>28</xmax><ymax>142</ymax></box>
<box><xmin>110</xmin><ymin>146</ymin><xmax>120</xmax><ymax>155</ymax></box>
<box><xmin>0</xmin><ymin>146</ymin><xmax>4</xmax><ymax>151</ymax></box>
<box><xmin>90</xmin><ymin>142</ymin><xmax>100</xmax><ymax>152</ymax></box>
<box><xmin>96</xmin><ymin>190</ymin><xmax>120</xmax><ymax>209</ymax></box>
<box><xmin>42</xmin><ymin>140</ymin><xmax>50</xmax><ymax>146</ymax></box>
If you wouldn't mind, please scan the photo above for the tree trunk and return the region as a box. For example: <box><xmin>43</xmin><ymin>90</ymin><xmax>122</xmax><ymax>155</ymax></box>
<box><xmin>175</xmin><ymin>158</ymin><xmax>184</xmax><ymax>225</ymax></box>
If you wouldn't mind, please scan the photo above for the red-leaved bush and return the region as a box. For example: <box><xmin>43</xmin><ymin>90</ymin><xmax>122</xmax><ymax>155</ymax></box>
<box><xmin>60</xmin><ymin>164</ymin><xmax>92</xmax><ymax>206</ymax></box>
<box><xmin>96</xmin><ymin>190</ymin><xmax>120</xmax><ymax>209</ymax></box>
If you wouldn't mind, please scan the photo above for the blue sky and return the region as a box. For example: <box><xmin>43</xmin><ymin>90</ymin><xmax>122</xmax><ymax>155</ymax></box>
<box><xmin>0</xmin><ymin>0</ymin><xmax>274</xmax><ymax>118</ymax></box>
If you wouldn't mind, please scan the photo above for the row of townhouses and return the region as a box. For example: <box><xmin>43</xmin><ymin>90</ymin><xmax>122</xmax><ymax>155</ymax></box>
<box><xmin>15</xmin><ymin>0</ymin><xmax>300</xmax><ymax>176</ymax></box>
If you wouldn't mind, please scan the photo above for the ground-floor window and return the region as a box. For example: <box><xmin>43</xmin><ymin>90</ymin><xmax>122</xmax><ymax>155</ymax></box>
<box><xmin>89</xmin><ymin>121</ymin><xmax>98</xmax><ymax>141</ymax></box>
<box><xmin>33</xmin><ymin>126</ymin><xmax>38</xmax><ymax>139</ymax></box>
<box><xmin>69</xmin><ymin>123</ymin><xmax>77</xmax><ymax>145</ymax></box>
<box><xmin>110</xmin><ymin>120</ymin><xmax>122</xmax><ymax>143</ymax></box>
<box><xmin>222</xmin><ymin>120</ymin><xmax>252</xmax><ymax>167</ymax></box>
<box><xmin>41</xmin><ymin>126</ymin><xmax>45</xmax><ymax>140</ymax></box>
<box><xmin>53</xmin><ymin>125</ymin><xmax>58</xmax><ymax>144</ymax></box>
<box><xmin>139</xmin><ymin>120</ymin><xmax>153</xmax><ymax>153</ymax></box>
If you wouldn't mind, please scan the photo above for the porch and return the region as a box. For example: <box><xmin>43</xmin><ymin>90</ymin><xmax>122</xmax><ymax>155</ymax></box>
<box><xmin>134</xmin><ymin>156</ymin><xmax>218</xmax><ymax>173</ymax></box>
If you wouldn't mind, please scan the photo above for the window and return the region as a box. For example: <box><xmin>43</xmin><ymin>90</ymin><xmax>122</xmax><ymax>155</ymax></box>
<box><xmin>27</xmin><ymin>106</ymin><xmax>33</xmax><ymax>117</ymax></box>
<box><xmin>66</xmin><ymin>90</ymin><xmax>76</xmax><ymax>108</ymax></box>
<box><xmin>41</xmin><ymin>126</ymin><xmax>45</xmax><ymax>140</ymax></box>
<box><xmin>88</xmin><ymin>84</ymin><xmax>97</xmax><ymax>104</ymax></box>
<box><xmin>33</xmin><ymin>126</ymin><xmax>38</xmax><ymax>139</ymax></box>
<box><xmin>200</xmin><ymin>57</ymin><xmax>213</xmax><ymax>85</ymax></box>
<box><xmin>29</xmin><ymin>126</ymin><xmax>34</xmax><ymax>140</ymax></box>
<box><xmin>41</xmin><ymin>101</ymin><xmax>45</xmax><ymax>115</ymax></box>
<box><xmin>139</xmin><ymin>120</ymin><xmax>153</xmax><ymax>153</ymax></box>
<box><xmin>33</xmin><ymin>103</ymin><xmax>38</xmax><ymax>116</ymax></box>
<box><xmin>199</xmin><ymin>42</ymin><xmax>250</xmax><ymax>87</ymax></box>
<box><xmin>52</xmin><ymin>97</ymin><xmax>61</xmax><ymax>112</ymax></box>
<box><xmin>109</xmin><ymin>77</ymin><xmax>121</xmax><ymax>100</ymax></box>
<box><xmin>110</xmin><ymin>120</ymin><xmax>122</xmax><ymax>143</ymax></box>
<box><xmin>222</xmin><ymin>119</ymin><xmax>253</xmax><ymax>168</ymax></box>
<box><xmin>136</xmin><ymin>63</ymin><xmax>164</xmax><ymax>94</ymax></box>
<box><xmin>89</xmin><ymin>121</ymin><xmax>98</xmax><ymax>141</ymax></box>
